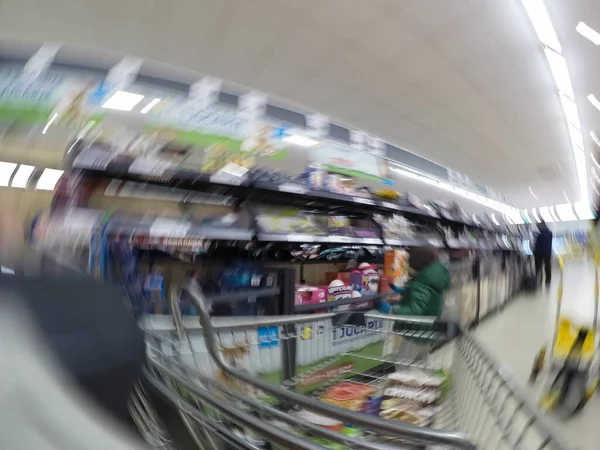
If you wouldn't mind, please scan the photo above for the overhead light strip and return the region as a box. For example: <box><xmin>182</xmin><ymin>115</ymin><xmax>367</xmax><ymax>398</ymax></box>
<box><xmin>520</xmin><ymin>0</ymin><xmax>562</xmax><ymax>52</ymax></box>
<box><xmin>10</xmin><ymin>164</ymin><xmax>35</xmax><ymax>188</ymax></box>
<box><xmin>528</xmin><ymin>185</ymin><xmax>538</xmax><ymax>200</ymax></box>
<box><xmin>522</xmin><ymin>0</ymin><xmax>588</xmax><ymax>203</ymax></box>
<box><xmin>576</xmin><ymin>21</ymin><xmax>600</xmax><ymax>45</ymax></box>
<box><xmin>390</xmin><ymin>166</ymin><xmax>516</xmax><ymax>214</ymax></box>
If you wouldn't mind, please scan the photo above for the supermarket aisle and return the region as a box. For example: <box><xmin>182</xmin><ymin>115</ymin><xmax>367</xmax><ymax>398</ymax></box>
<box><xmin>473</xmin><ymin>257</ymin><xmax>599</xmax><ymax>449</ymax></box>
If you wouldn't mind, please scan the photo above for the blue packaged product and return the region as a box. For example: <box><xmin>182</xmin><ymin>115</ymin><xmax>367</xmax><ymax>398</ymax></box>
<box><xmin>144</xmin><ymin>268</ymin><xmax>166</xmax><ymax>315</ymax></box>
<box><xmin>219</xmin><ymin>264</ymin><xmax>275</xmax><ymax>315</ymax></box>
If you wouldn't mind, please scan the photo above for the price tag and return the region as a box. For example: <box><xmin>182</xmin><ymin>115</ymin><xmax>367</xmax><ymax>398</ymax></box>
<box><xmin>331</xmin><ymin>236</ymin><xmax>352</xmax><ymax>243</ymax></box>
<box><xmin>129</xmin><ymin>157</ymin><xmax>172</xmax><ymax>176</ymax></box>
<box><xmin>382</xmin><ymin>202</ymin><xmax>398</xmax><ymax>210</ymax></box>
<box><xmin>363</xmin><ymin>238</ymin><xmax>383</xmax><ymax>245</ymax></box>
<box><xmin>287</xmin><ymin>234</ymin><xmax>313</xmax><ymax>242</ymax></box>
<box><xmin>279</xmin><ymin>183</ymin><xmax>307</xmax><ymax>194</ymax></box>
<box><xmin>150</xmin><ymin>219</ymin><xmax>190</xmax><ymax>237</ymax></box>
<box><xmin>353</xmin><ymin>197</ymin><xmax>375</xmax><ymax>206</ymax></box>
<box><xmin>209</xmin><ymin>173</ymin><xmax>245</xmax><ymax>185</ymax></box>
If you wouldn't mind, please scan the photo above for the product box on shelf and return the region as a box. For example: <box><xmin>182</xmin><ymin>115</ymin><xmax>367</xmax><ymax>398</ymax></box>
<box><xmin>384</xmin><ymin>249</ymin><xmax>409</xmax><ymax>286</ymax></box>
<box><xmin>295</xmin><ymin>285</ymin><xmax>327</xmax><ymax>312</ymax></box>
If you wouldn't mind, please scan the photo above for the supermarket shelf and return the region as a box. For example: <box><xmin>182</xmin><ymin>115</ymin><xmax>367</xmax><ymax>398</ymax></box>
<box><xmin>72</xmin><ymin>152</ymin><xmax>519</xmax><ymax>234</ymax></box>
<box><xmin>258</xmin><ymin>233</ymin><xmax>383</xmax><ymax>245</ymax></box>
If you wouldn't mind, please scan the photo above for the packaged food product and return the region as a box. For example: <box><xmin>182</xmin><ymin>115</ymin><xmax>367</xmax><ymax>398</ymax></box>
<box><xmin>326</xmin><ymin>382</ymin><xmax>376</xmax><ymax>401</ymax></box>
<box><xmin>291</xmin><ymin>409</ymin><xmax>343</xmax><ymax>431</ymax></box>
<box><xmin>384</xmin><ymin>249</ymin><xmax>409</xmax><ymax>287</ymax></box>
<box><xmin>327</xmin><ymin>279</ymin><xmax>354</xmax><ymax>311</ymax></box>
<box><xmin>387</xmin><ymin>369</ymin><xmax>445</xmax><ymax>388</ymax></box>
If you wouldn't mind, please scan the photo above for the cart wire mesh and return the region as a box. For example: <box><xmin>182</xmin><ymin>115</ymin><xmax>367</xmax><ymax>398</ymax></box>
<box><xmin>138</xmin><ymin>282</ymin><xmax>571</xmax><ymax>450</ymax></box>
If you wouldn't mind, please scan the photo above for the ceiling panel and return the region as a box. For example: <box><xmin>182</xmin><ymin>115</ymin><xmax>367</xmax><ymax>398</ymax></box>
<box><xmin>0</xmin><ymin>0</ymin><xmax>594</xmax><ymax>209</ymax></box>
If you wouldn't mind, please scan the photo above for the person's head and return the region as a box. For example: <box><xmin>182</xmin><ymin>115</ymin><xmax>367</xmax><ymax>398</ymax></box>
<box><xmin>538</xmin><ymin>220</ymin><xmax>548</xmax><ymax>232</ymax></box>
<box><xmin>408</xmin><ymin>244</ymin><xmax>439</xmax><ymax>272</ymax></box>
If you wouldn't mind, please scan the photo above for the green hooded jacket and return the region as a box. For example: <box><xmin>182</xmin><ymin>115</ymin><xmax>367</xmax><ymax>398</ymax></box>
<box><xmin>391</xmin><ymin>260</ymin><xmax>450</xmax><ymax>317</ymax></box>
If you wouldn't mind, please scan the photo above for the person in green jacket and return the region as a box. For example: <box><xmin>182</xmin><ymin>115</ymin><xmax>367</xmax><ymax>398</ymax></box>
<box><xmin>378</xmin><ymin>244</ymin><xmax>450</xmax><ymax>317</ymax></box>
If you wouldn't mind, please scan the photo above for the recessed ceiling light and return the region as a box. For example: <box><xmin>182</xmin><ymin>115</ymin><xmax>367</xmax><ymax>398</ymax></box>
<box><xmin>102</xmin><ymin>91</ymin><xmax>144</xmax><ymax>111</ymax></box>
<box><xmin>36</xmin><ymin>168</ymin><xmax>64</xmax><ymax>191</ymax></box>
<box><xmin>0</xmin><ymin>162</ymin><xmax>17</xmax><ymax>187</ymax></box>
<box><xmin>141</xmin><ymin>98</ymin><xmax>161</xmax><ymax>114</ymax></box>
<box><xmin>282</xmin><ymin>135</ymin><xmax>319</xmax><ymax>147</ymax></box>
<box><xmin>10</xmin><ymin>164</ymin><xmax>35</xmax><ymax>188</ymax></box>
<box><xmin>588</xmin><ymin>94</ymin><xmax>600</xmax><ymax>112</ymax></box>
<box><xmin>576</xmin><ymin>21</ymin><xmax>600</xmax><ymax>45</ymax></box>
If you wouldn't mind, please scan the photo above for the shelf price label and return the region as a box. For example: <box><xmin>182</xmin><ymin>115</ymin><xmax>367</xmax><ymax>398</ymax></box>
<box><xmin>353</xmin><ymin>197</ymin><xmax>375</xmax><ymax>206</ymax></box>
<box><xmin>129</xmin><ymin>157</ymin><xmax>172</xmax><ymax>177</ymax></box>
<box><xmin>279</xmin><ymin>183</ymin><xmax>307</xmax><ymax>194</ymax></box>
<box><xmin>149</xmin><ymin>218</ymin><xmax>191</xmax><ymax>238</ymax></box>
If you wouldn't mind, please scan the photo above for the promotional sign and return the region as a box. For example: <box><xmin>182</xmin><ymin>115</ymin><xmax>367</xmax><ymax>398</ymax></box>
<box><xmin>312</xmin><ymin>141</ymin><xmax>389</xmax><ymax>181</ymax></box>
<box><xmin>0</xmin><ymin>69</ymin><xmax>105</xmax><ymax>129</ymax></box>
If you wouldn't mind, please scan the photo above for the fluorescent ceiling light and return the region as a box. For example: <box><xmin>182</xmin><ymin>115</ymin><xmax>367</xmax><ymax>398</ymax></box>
<box><xmin>390</xmin><ymin>166</ymin><xmax>514</xmax><ymax>213</ymax></box>
<box><xmin>560</xmin><ymin>93</ymin><xmax>580</xmax><ymax>130</ymax></box>
<box><xmin>141</xmin><ymin>98</ymin><xmax>161</xmax><ymax>114</ymax></box>
<box><xmin>0</xmin><ymin>162</ymin><xmax>17</xmax><ymax>187</ymax></box>
<box><xmin>544</xmin><ymin>48</ymin><xmax>574</xmax><ymax>99</ymax></box>
<box><xmin>509</xmin><ymin>211</ymin><xmax>525</xmax><ymax>224</ymax></box>
<box><xmin>36</xmin><ymin>168</ymin><xmax>64</xmax><ymax>191</ymax></box>
<box><xmin>574</xmin><ymin>201</ymin><xmax>595</xmax><ymax>220</ymax></box>
<box><xmin>282</xmin><ymin>135</ymin><xmax>319</xmax><ymax>147</ymax></box>
<box><xmin>593</xmin><ymin>183</ymin><xmax>600</xmax><ymax>196</ymax></box>
<box><xmin>10</xmin><ymin>164</ymin><xmax>35</xmax><ymax>188</ymax></box>
<box><xmin>556</xmin><ymin>203</ymin><xmax>577</xmax><ymax>221</ymax></box>
<box><xmin>520</xmin><ymin>0</ymin><xmax>562</xmax><ymax>52</ymax></box>
<box><xmin>588</xmin><ymin>94</ymin><xmax>600</xmax><ymax>112</ymax></box>
<box><xmin>539</xmin><ymin>206</ymin><xmax>556</xmax><ymax>222</ymax></box>
<box><xmin>522</xmin><ymin>210</ymin><xmax>533</xmax><ymax>224</ymax></box>
<box><xmin>591</xmin><ymin>131</ymin><xmax>600</xmax><ymax>148</ymax></box>
<box><xmin>491</xmin><ymin>213</ymin><xmax>500</xmax><ymax>226</ymax></box>
<box><xmin>531</xmin><ymin>208</ymin><xmax>542</xmax><ymax>223</ymax></box>
<box><xmin>102</xmin><ymin>91</ymin><xmax>144</xmax><ymax>111</ymax></box>
<box><xmin>42</xmin><ymin>113</ymin><xmax>58</xmax><ymax>135</ymax></box>
<box><xmin>592</xmin><ymin>152</ymin><xmax>600</xmax><ymax>169</ymax></box>
<box><xmin>576</xmin><ymin>21</ymin><xmax>600</xmax><ymax>45</ymax></box>
<box><xmin>528</xmin><ymin>185</ymin><xmax>538</xmax><ymax>200</ymax></box>
<box><xmin>593</xmin><ymin>168</ymin><xmax>600</xmax><ymax>184</ymax></box>
<box><xmin>504</xmin><ymin>214</ymin><xmax>514</xmax><ymax>224</ymax></box>
<box><xmin>569</xmin><ymin>124</ymin><xmax>584</xmax><ymax>150</ymax></box>
<box><xmin>471</xmin><ymin>214</ymin><xmax>480</xmax><ymax>225</ymax></box>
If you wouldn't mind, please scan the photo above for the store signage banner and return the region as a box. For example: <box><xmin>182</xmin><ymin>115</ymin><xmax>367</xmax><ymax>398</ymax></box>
<box><xmin>312</xmin><ymin>141</ymin><xmax>388</xmax><ymax>181</ymax></box>
<box><xmin>21</xmin><ymin>43</ymin><xmax>61</xmax><ymax>82</ymax></box>
<box><xmin>189</xmin><ymin>76</ymin><xmax>222</xmax><ymax>111</ymax></box>
<box><xmin>306</xmin><ymin>113</ymin><xmax>329</xmax><ymax>138</ymax></box>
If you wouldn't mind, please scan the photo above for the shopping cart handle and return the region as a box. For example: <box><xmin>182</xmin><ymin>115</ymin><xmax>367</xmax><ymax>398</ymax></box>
<box><xmin>331</xmin><ymin>312</ymin><xmax>366</xmax><ymax>327</ymax></box>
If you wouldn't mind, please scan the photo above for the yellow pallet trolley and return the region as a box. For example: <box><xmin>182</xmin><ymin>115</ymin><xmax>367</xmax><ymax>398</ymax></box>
<box><xmin>531</xmin><ymin>253</ymin><xmax>600</xmax><ymax>416</ymax></box>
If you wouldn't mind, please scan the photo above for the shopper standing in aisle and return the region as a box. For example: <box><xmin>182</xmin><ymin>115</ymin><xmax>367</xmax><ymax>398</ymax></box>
<box><xmin>378</xmin><ymin>244</ymin><xmax>450</xmax><ymax>317</ymax></box>
<box><xmin>534</xmin><ymin>220</ymin><xmax>553</xmax><ymax>286</ymax></box>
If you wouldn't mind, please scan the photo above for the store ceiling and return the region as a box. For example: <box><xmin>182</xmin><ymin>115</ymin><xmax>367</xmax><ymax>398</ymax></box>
<box><xmin>0</xmin><ymin>0</ymin><xmax>596</xmax><ymax>209</ymax></box>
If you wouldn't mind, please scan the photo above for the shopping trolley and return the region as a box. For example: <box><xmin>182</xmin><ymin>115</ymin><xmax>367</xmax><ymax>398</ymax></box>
<box><xmin>532</xmin><ymin>254</ymin><xmax>600</xmax><ymax>416</ymax></box>
<box><xmin>139</xmin><ymin>283</ymin><xmax>570</xmax><ymax>449</ymax></box>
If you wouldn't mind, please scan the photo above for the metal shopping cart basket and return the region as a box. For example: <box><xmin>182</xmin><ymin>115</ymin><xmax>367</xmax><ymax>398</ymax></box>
<box><xmin>138</xmin><ymin>283</ymin><xmax>570</xmax><ymax>449</ymax></box>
